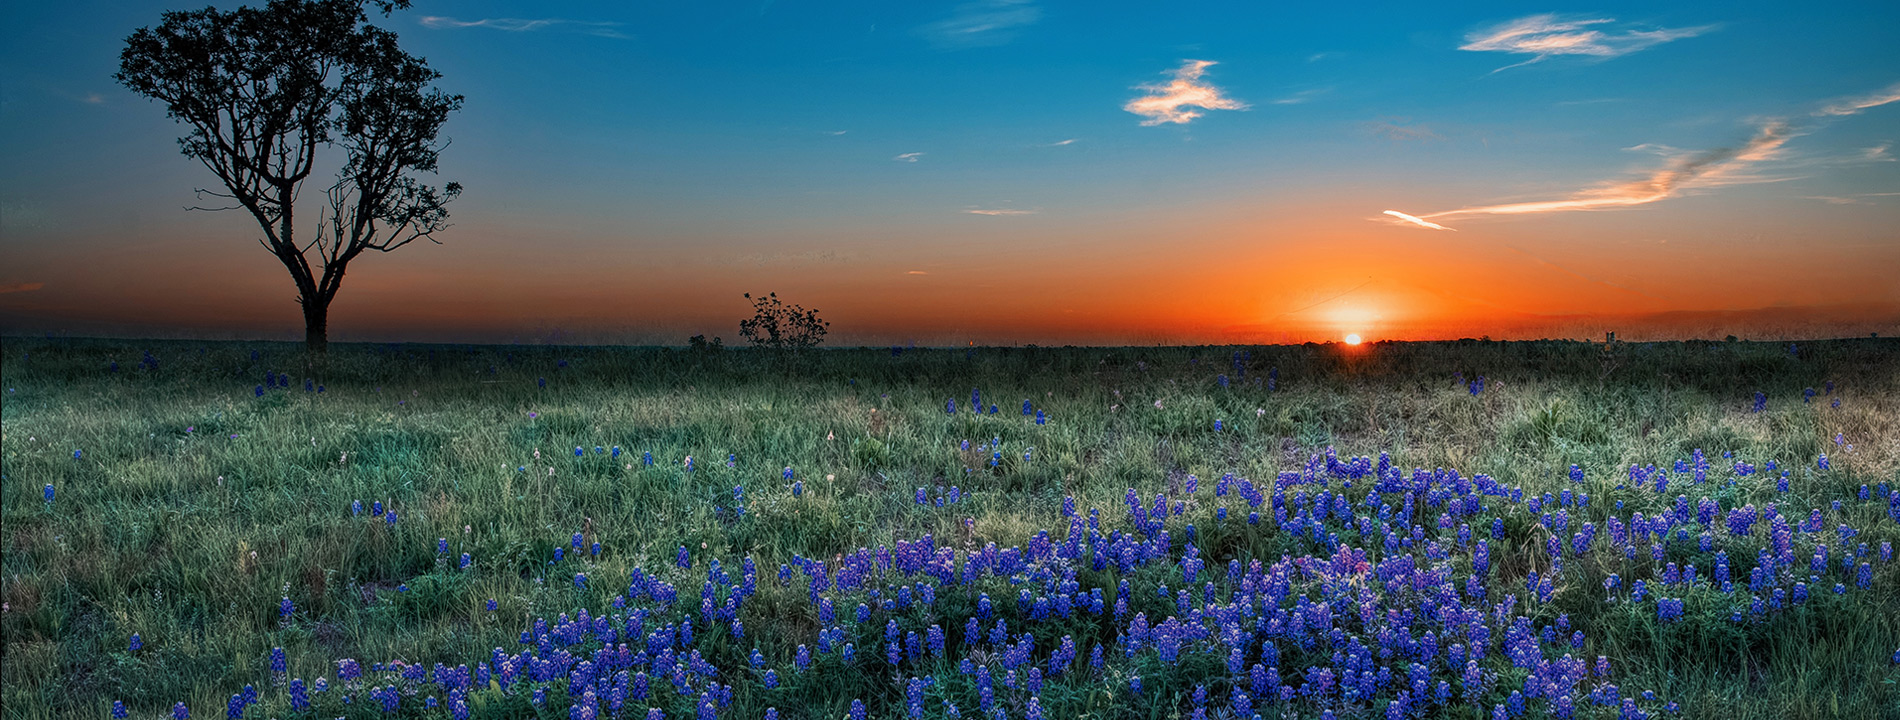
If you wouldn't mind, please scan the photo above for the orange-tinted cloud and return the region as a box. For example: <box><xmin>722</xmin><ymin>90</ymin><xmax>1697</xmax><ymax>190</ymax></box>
<box><xmin>0</xmin><ymin>282</ymin><xmax>46</xmax><ymax>294</ymax></box>
<box><xmin>1124</xmin><ymin>60</ymin><xmax>1247</xmax><ymax>126</ymax></box>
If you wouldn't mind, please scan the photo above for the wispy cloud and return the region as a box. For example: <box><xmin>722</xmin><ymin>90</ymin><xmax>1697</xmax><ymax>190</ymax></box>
<box><xmin>893</xmin><ymin>152</ymin><xmax>925</xmax><ymax>163</ymax></box>
<box><xmin>731</xmin><ymin>249</ymin><xmax>859</xmax><ymax>267</ymax></box>
<box><xmin>1270</xmin><ymin>88</ymin><xmax>1329</xmax><ymax>105</ymax></box>
<box><xmin>1047</xmin><ymin>138</ymin><xmax>1077</xmax><ymax>146</ymax></box>
<box><xmin>1380</xmin><ymin>81</ymin><xmax>1900</xmax><ymax>229</ymax></box>
<box><xmin>1382</xmin><ymin>211</ymin><xmax>1454</xmax><ymax>231</ymax></box>
<box><xmin>826</xmin><ymin>130</ymin><xmax>849</xmax><ymax>136</ymax></box>
<box><xmin>1460</xmin><ymin>14</ymin><xmax>1715</xmax><ymax>72</ymax></box>
<box><xmin>419</xmin><ymin>16</ymin><xmax>628</xmax><ymax>38</ymax></box>
<box><xmin>907</xmin><ymin>270</ymin><xmax>930</xmax><ymax>275</ymax></box>
<box><xmin>918</xmin><ymin>0</ymin><xmax>1041</xmax><ymax>49</ymax></box>
<box><xmin>0</xmin><ymin>282</ymin><xmax>46</xmax><ymax>294</ymax></box>
<box><xmin>1365</xmin><ymin>118</ymin><xmax>1442</xmax><ymax>143</ymax></box>
<box><xmin>1804</xmin><ymin>192</ymin><xmax>1900</xmax><ymax>205</ymax></box>
<box><xmin>1389</xmin><ymin>122</ymin><xmax>1794</xmax><ymax>228</ymax></box>
<box><xmin>1124</xmin><ymin>60</ymin><xmax>1247</xmax><ymax>126</ymax></box>
<box><xmin>965</xmin><ymin>208</ymin><xmax>1037</xmax><ymax>216</ymax></box>
<box><xmin>1815</xmin><ymin>81</ymin><xmax>1900</xmax><ymax>117</ymax></box>
<box><xmin>1862</xmin><ymin>142</ymin><xmax>1894</xmax><ymax>162</ymax></box>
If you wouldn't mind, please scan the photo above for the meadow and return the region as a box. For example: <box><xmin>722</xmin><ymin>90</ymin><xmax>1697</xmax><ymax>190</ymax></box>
<box><xmin>1</xmin><ymin>336</ymin><xmax>1896</xmax><ymax>720</ymax></box>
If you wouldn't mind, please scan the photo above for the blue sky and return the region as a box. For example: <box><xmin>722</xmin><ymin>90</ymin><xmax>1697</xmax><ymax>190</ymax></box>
<box><xmin>2</xmin><ymin>1</ymin><xmax>1896</xmax><ymax>343</ymax></box>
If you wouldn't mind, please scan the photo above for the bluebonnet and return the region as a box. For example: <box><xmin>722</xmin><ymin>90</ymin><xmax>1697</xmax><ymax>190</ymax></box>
<box><xmin>130</xmin><ymin>633</ymin><xmax>142</xmax><ymax>651</ymax></box>
<box><xmin>42</xmin><ymin>484</ymin><xmax>53</xmax><ymax>504</ymax></box>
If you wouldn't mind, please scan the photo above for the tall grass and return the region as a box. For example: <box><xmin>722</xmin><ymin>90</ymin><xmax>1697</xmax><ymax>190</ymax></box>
<box><xmin>1</xmin><ymin>336</ymin><xmax>1895</xmax><ymax>719</ymax></box>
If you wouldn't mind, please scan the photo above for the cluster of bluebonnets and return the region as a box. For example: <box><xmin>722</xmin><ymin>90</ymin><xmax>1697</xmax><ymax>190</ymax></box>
<box><xmin>122</xmin><ymin>435</ymin><xmax>1899</xmax><ymax>720</ymax></box>
<box><xmin>54</xmin><ymin>364</ymin><xmax>1885</xmax><ymax>719</ymax></box>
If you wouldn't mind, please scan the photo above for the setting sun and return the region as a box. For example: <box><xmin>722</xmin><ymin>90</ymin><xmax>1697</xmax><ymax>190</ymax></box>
<box><xmin>1345</xmin><ymin>333</ymin><xmax>1363</xmax><ymax>345</ymax></box>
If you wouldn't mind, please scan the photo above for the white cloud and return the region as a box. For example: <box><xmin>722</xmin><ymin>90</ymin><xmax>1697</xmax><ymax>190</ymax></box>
<box><xmin>420</xmin><ymin>16</ymin><xmax>628</xmax><ymax>39</ymax></box>
<box><xmin>1270</xmin><ymin>88</ymin><xmax>1329</xmax><ymax>105</ymax></box>
<box><xmin>1460</xmin><ymin>14</ymin><xmax>1715</xmax><ymax>72</ymax></box>
<box><xmin>1124</xmin><ymin>60</ymin><xmax>1247</xmax><ymax>126</ymax></box>
<box><xmin>918</xmin><ymin>0</ymin><xmax>1041</xmax><ymax>49</ymax></box>
<box><xmin>1814</xmin><ymin>81</ymin><xmax>1900</xmax><ymax>117</ymax></box>
<box><xmin>893</xmin><ymin>152</ymin><xmax>925</xmax><ymax>163</ymax></box>
<box><xmin>1047</xmin><ymin>138</ymin><xmax>1077</xmax><ymax>146</ymax></box>
<box><xmin>965</xmin><ymin>208</ymin><xmax>1037</xmax><ymax>216</ymax></box>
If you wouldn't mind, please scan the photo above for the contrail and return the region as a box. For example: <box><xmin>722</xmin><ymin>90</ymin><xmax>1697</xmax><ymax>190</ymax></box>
<box><xmin>1383</xmin><ymin>210</ymin><xmax>1456</xmax><ymax>231</ymax></box>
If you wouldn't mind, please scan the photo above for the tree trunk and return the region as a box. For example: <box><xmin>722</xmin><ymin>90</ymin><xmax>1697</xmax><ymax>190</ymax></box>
<box><xmin>304</xmin><ymin>300</ymin><xmax>329</xmax><ymax>355</ymax></box>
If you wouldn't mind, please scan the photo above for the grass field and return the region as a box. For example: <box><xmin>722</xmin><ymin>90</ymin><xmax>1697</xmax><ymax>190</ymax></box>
<box><xmin>2</xmin><ymin>336</ymin><xmax>1896</xmax><ymax>720</ymax></box>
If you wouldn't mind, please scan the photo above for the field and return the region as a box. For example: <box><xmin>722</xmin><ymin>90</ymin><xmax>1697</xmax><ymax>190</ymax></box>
<box><xmin>2</xmin><ymin>336</ymin><xmax>1896</xmax><ymax>720</ymax></box>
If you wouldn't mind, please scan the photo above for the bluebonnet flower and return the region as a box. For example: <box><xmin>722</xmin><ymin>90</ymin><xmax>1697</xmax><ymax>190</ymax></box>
<box><xmin>172</xmin><ymin>702</ymin><xmax>190</xmax><ymax>720</ymax></box>
<box><xmin>792</xmin><ymin>481</ymin><xmax>803</xmax><ymax>497</ymax></box>
<box><xmin>947</xmin><ymin>399</ymin><xmax>956</xmax><ymax>414</ymax></box>
<box><xmin>1751</xmin><ymin>392</ymin><xmax>1766</xmax><ymax>413</ymax></box>
<box><xmin>1023</xmin><ymin>400</ymin><xmax>1032</xmax><ymax>415</ymax></box>
<box><xmin>460</xmin><ymin>553</ymin><xmax>472</xmax><ymax>569</ymax></box>
<box><xmin>270</xmin><ymin>647</ymin><xmax>287</xmax><ymax>674</ymax></box>
<box><xmin>1036</xmin><ymin>410</ymin><xmax>1046</xmax><ymax>425</ymax></box>
<box><xmin>130</xmin><ymin>633</ymin><xmax>142</xmax><ymax>652</ymax></box>
<box><xmin>486</xmin><ymin>599</ymin><xmax>497</xmax><ymax>611</ymax></box>
<box><xmin>114</xmin><ymin>701</ymin><xmax>127</xmax><ymax>719</ymax></box>
<box><xmin>41</xmin><ymin>484</ymin><xmax>53</xmax><ymax>504</ymax></box>
<box><xmin>279</xmin><ymin>597</ymin><xmax>294</xmax><ymax>620</ymax></box>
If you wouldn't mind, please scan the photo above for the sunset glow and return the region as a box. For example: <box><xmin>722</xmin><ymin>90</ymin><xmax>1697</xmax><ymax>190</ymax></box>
<box><xmin>1</xmin><ymin>2</ymin><xmax>1895</xmax><ymax>344</ymax></box>
<box><xmin>1344</xmin><ymin>333</ymin><xmax>1363</xmax><ymax>345</ymax></box>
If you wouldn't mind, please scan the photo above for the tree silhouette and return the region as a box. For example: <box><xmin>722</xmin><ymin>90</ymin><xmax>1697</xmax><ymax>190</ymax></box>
<box><xmin>739</xmin><ymin>292</ymin><xmax>829</xmax><ymax>352</ymax></box>
<box><xmin>116</xmin><ymin>0</ymin><xmax>461</xmax><ymax>353</ymax></box>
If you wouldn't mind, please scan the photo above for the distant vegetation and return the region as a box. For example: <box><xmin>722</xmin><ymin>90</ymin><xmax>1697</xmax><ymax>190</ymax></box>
<box><xmin>1</xmin><ymin>337</ymin><xmax>1895</xmax><ymax>719</ymax></box>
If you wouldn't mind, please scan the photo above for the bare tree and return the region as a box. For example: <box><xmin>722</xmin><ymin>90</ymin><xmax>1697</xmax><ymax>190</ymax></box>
<box><xmin>116</xmin><ymin>0</ymin><xmax>461</xmax><ymax>353</ymax></box>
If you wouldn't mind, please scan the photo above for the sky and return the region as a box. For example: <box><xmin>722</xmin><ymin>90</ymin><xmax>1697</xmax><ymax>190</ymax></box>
<box><xmin>2</xmin><ymin>0</ymin><xmax>1898</xmax><ymax>346</ymax></box>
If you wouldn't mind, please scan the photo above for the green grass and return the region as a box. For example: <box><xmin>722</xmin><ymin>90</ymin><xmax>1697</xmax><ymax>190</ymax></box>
<box><xmin>2</xmin><ymin>336</ymin><xmax>1896</xmax><ymax>719</ymax></box>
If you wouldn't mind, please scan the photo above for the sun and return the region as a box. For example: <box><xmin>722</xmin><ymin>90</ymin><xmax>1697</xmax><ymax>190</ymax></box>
<box><xmin>1344</xmin><ymin>333</ymin><xmax>1363</xmax><ymax>345</ymax></box>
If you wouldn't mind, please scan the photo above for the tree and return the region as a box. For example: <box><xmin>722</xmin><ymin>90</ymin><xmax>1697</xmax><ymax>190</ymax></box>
<box><xmin>116</xmin><ymin>0</ymin><xmax>461</xmax><ymax>354</ymax></box>
<box><xmin>739</xmin><ymin>292</ymin><xmax>829</xmax><ymax>352</ymax></box>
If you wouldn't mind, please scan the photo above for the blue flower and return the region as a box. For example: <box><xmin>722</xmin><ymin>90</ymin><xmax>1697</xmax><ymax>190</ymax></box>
<box><xmin>130</xmin><ymin>633</ymin><xmax>142</xmax><ymax>651</ymax></box>
<box><xmin>42</xmin><ymin>484</ymin><xmax>53</xmax><ymax>504</ymax></box>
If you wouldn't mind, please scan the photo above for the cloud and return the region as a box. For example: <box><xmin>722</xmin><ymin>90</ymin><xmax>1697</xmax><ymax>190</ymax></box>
<box><xmin>0</xmin><ymin>282</ymin><xmax>46</xmax><ymax>294</ymax></box>
<box><xmin>1386</xmin><ymin>121</ymin><xmax>1795</xmax><ymax>229</ymax></box>
<box><xmin>1862</xmin><ymin>142</ymin><xmax>1894</xmax><ymax>162</ymax></box>
<box><xmin>1804</xmin><ymin>192</ymin><xmax>1900</xmax><ymax>205</ymax></box>
<box><xmin>1365</xmin><ymin>118</ymin><xmax>1442</xmax><ymax>143</ymax></box>
<box><xmin>731</xmin><ymin>249</ymin><xmax>859</xmax><ymax>267</ymax></box>
<box><xmin>1382</xmin><ymin>211</ymin><xmax>1454</xmax><ymax>231</ymax></box>
<box><xmin>1814</xmin><ymin>81</ymin><xmax>1900</xmax><ymax>117</ymax></box>
<box><xmin>1460</xmin><ymin>14</ymin><xmax>1715</xmax><ymax>72</ymax></box>
<box><xmin>1124</xmin><ymin>60</ymin><xmax>1248</xmax><ymax>126</ymax></box>
<box><xmin>919</xmin><ymin>0</ymin><xmax>1041</xmax><ymax>49</ymax></box>
<box><xmin>907</xmin><ymin>270</ymin><xmax>929</xmax><ymax>275</ymax></box>
<box><xmin>419</xmin><ymin>16</ymin><xmax>628</xmax><ymax>38</ymax></box>
<box><xmin>893</xmin><ymin>152</ymin><xmax>925</xmax><ymax>163</ymax></box>
<box><xmin>827</xmin><ymin>130</ymin><xmax>849</xmax><ymax>136</ymax></box>
<box><xmin>1270</xmin><ymin>88</ymin><xmax>1329</xmax><ymax>105</ymax></box>
<box><xmin>965</xmin><ymin>208</ymin><xmax>1037</xmax><ymax>216</ymax></box>
<box><xmin>1047</xmin><ymin>138</ymin><xmax>1077</xmax><ymax>146</ymax></box>
<box><xmin>1381</xmin><ymin>82</ymin><xmax>1900</xmax><ymax>229</ymax></box>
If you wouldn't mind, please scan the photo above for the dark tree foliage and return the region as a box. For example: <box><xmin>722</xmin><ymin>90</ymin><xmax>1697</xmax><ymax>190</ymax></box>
<box><xmin>739</xmin><ymin>292</ymin><xmax>829</xmax><ymax>352</ymax></box>
<box><xmin>116</xmin><ymin>0</ymin><xmax>461</xmax><ymax>353</ymax></box>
